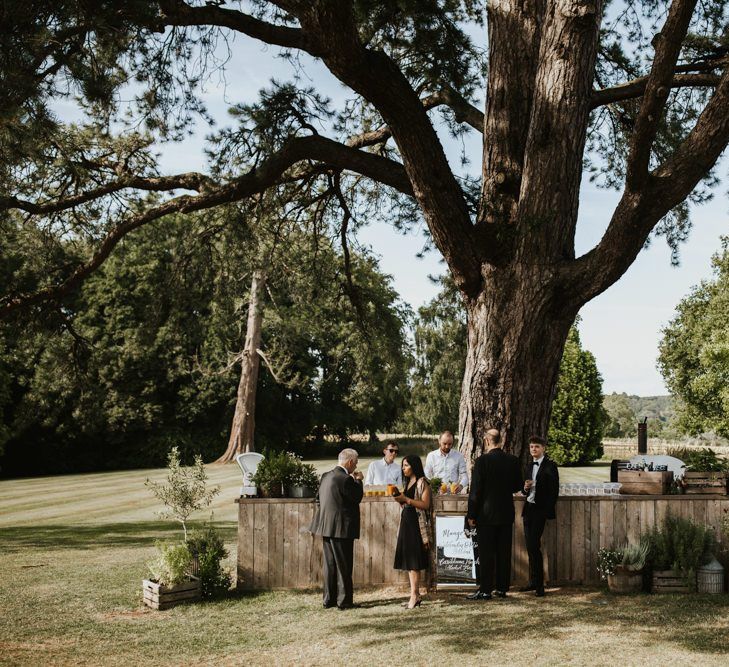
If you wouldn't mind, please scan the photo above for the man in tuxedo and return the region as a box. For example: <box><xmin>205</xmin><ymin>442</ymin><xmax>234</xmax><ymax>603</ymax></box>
<box><xmin>309</xmin><ymin>448</ymin><xmax>364</xmax><ymax>610</ymax></box>
<box><xmin>520</xmin><ymin>435</ymin><xmax>559</xmax><ymax>596</ymax></box>
<box><xmin>466</xmin><ymin>429</ymin><xmax>523</xmax><ymax>599</ymax></box>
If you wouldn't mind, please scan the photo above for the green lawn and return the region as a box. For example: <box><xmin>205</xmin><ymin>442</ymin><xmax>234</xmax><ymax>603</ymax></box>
<box><xmin>5</xmin><ymin>460</ymin><xmax>726</xmax><ymax>666</ymax></box>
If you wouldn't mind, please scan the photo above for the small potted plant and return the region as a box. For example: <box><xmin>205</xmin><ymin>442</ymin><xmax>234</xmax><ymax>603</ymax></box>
<box><xmin>609</xmin><ymin>541</ymin><xmax>649</xmax><ymax>593</ymax></box>
<box><xmin>288</xmin><ymin>460</ymin><xmax>319</xmax><ymax>498</ymax></box>
<box><xmin>644</xmin><ymin>514</ymin><xmax>716</xmax><ymax>592</ymax></box>
<box><xmin>670</xmin><ymin>447</ymin><xmax>729</xmax><ymax>495</ymax></box>
<box><xmin>251</xmin><ymin>450</ymin><xmax>298</xmax><ymax>497</ymax></box>
<box><xmin>144</xmin><ymin>542</ymin><xmax>201</xmax><ymax>610</ymax></box>
<box><xmin>429</xmin><ymin>477</ymin><xmax>443</xmax><ymax>495</ymax></box>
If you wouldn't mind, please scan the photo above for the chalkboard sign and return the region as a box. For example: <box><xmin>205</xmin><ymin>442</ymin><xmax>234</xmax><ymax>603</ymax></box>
<box><xmin>434</xmin><ymin>514</ymin><xmax>477</xmax><ymax>588</ymax></box>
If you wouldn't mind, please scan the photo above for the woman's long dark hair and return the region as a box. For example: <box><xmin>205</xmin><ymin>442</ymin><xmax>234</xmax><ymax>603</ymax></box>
<box><xmin>402</xmin><ymin>454</ymin><xmax>426</xmax><ymax>481</ymax></box>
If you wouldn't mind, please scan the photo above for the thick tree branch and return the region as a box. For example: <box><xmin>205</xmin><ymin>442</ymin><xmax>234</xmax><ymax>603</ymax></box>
<box><xmin>156</xmin><ymin>0</ymin><xmax>321</xmax><ymax>55</ymax></box>
<box><xmin>288</xmin><ymin>3</ymin><xmax>481</xmax><ymax>294</ymax></box>
<box><xmin>625</xmin><ymin>0</ymin><xmax>698</xmax><ymax>189</ymax></box>
<box><xmin>0</xmin><ymin>135</ymin><xmax>413</xmax><ymax>317</ymax></box>
<box><xmin>0</xmin><ymin>173</ymin><xmax>216</xmax><ymax>215</ymax></box>
<box><xmin>591</xmin><ymin>72</ymin><xmax>721</xmax><ymax>108</ymax></box>
<box><xmin>563</xmin><ymin>66</ymin><xmax>729</xmax><ymax>306</ymax></box>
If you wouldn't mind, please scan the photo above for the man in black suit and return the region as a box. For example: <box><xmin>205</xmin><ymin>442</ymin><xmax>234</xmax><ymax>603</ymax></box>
<box><xmin>466</xmin><ymin>429</ymin><xmax>523</xmax><ymax>600</ymax></box>
<box><xmin>520</xmin><ymin>435</ymin><xmax>559</xmax><ymax>597</ymax></box>
<box><xmin>309</xmin><ymin>448</ymin><xmax>364</xmax><ymax>610</ymax></box>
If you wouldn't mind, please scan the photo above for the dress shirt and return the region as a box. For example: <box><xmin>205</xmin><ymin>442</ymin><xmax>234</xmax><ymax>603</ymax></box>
<box><xmin>527</xmin><ymin>455</ymin><xmax>544</xmax><ymax>504</ymax></box>
<box><xmin>364</xmin><ymin>458</ymin><xmax>403</xmax><ymax>486</ymax></box>
<box><xmin>424</xmin><ymin>449</ymin><xmax>469</xmax><ymax>490</ymax></box>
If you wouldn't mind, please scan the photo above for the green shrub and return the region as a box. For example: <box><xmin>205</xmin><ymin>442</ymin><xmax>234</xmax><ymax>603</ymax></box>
<box><xmin>147</xmin><ymin>542</ymin><xmax>193</xmax><ymax>587</ymax></box>
<box><xmin>429</xmin><ymin>477</ymin><xmax>442</xmax><ymax>495</ymax></box>
<box><xmin>289</xmin><ymin>461</ymin><xmax>320</xmax><ymax>490</ymax></box>
<box><xmin>620</xmin><ymin>539</ymin><xmax>650</xmax><ymax>572</ymax></box>
<box><xmin>187</xmin><ymin>522</ymin><xmax>232</xmax><ymax>599</ymax></box>
<box><xmin>666</xmin><ymin>447</ymin><xmax>729</xmax><ymax>472</ymax></box>
<box><xmin>642</xmin><ymin>514</ymin><xmax>716</xmax><ymax>589</ymax></box>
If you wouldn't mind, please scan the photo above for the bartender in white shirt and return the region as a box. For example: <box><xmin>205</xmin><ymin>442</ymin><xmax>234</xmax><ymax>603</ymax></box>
<box><xmin>424</xmin><ymin>431</ymin><xmax>469</xmax><ymax>493</ymax></box>
<box><xmin>364</xmin><ymin>442</ymin><xmax>403</xmax><ymax>486</ymax></box>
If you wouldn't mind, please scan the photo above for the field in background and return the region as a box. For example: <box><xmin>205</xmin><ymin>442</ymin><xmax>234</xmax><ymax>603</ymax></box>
<box><xmin>0</xmin><ymin>459</ymin><xmax>611</xmax><ymax>529</ymax></box>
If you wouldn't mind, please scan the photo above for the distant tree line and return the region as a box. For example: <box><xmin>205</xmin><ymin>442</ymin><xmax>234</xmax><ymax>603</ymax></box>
<box><xmin>0</xmin><ymin>212</ymin><xmax>410</xmax><ymax>475</ymax></box>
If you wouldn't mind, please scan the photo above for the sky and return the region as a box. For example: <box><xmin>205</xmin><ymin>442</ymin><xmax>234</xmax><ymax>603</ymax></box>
<box><xmin>75</xmin><ymin>29</ymin><xmax>728</xmax><ymax>398</ymax></box>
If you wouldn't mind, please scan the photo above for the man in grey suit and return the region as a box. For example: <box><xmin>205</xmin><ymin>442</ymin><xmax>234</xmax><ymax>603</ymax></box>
<box><xmin>310</xmin><ymin>448</ymin><xmax>364</xmax><ymax>610</ymax></box>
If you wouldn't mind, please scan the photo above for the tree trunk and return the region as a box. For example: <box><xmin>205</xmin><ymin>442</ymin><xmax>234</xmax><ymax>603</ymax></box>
<box><xmin>216</xmin><ymin>269</ymin><xmax>266</xmax><ymax>463</ymax></box>
<box><xmin>458</xmin><ymin>265</ymin><xmax>577</xmax><ymax>466</ymax></box>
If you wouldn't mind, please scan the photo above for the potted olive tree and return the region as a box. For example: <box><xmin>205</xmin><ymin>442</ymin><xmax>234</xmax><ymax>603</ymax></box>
<box><xmin>143</xmin><ymin>447</ymin><xmax>219</xmax><ymax>609</ymax></box>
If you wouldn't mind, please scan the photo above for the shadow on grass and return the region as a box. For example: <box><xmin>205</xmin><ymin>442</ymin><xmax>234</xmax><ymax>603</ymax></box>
<box><xmin>0</xmin><ymin>521</ymin><xmax>238</xmax><ymax>552</ymax></box>
<box><xmin>337</xmin><ymin>589</ymin><xmax>729</xmax><ymax>656</ymax></box>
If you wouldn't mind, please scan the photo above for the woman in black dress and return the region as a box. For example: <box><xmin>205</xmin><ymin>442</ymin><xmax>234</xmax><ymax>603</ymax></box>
<box><xmin>393</xmin><ymin>455</ymin><xmax>432</xmax><ymax>609</ymax></box>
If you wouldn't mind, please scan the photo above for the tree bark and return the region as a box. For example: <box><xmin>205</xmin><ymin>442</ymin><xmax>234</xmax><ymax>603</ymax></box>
<box><xmin>216</xmin><ymin>269</ymin><xmax>266</xmax><ymax>463</ymax></box>
<box><xmin>458</xmin><ymin>265</ymin><xmax>578</xmax><ymax>466</ymax></box>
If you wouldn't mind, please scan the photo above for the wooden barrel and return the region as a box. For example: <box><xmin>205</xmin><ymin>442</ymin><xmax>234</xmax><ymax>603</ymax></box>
<box><xmin>607</xmin><ymin>569</ymin><xmax>642</xmax><ymax>593</ymax></box>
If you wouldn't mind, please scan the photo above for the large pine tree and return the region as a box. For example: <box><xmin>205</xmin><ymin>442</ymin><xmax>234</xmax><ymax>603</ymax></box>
<box><xmin>2</xmin><ymin>1</ymin><xmax>728</xmax><ymax>461</ymax></box>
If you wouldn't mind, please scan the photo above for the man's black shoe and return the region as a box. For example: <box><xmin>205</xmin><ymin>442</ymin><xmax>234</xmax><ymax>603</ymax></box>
<box><xmin>518</xmin><ymin>584</ymin><xmax>536</xmax><ymax>592</ymax></box>
<box><xmin>338</xmin><ymin>603</ymin><xmax>362</xmax><ymax>611</ymax></box>
<box><xmin>535</xmin><ymin>588</ymin><xmax>546</xmax><ymax>597</ymax></box>
<box><xmin>323</xmin><ymin>602</ymin><xmax>337</xmax><ymax>609</ymax></box>
<box><xmin>466</xmin><ymin>591</ymin><xmax>492</xmax><ymax>600</ymax></box>
<box><xmin>494</xmin><ymin>590</ymin><xmax>508</xmax><ymax>598</ymax></box>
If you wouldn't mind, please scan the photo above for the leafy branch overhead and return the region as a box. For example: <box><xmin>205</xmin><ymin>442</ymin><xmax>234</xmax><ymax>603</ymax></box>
<box><xmin>3</xmin><ymin>1</ymin><xmax>727</xmax><ymax>317</ymax></box>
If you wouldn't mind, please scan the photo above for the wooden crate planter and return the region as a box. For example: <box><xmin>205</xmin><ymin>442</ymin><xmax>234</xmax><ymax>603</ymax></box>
<box><xmin>682</xmin><ymin>471</ymin><xmax>728</xmax><ymax>495</ymax></box>
<box><xmin>652</xmin><ymin>569</ymin><xmax>692</xmax><ymax>594</ymax></box>
<box><xmin>618</xmin><ymin>470</ymin><xmax>673</xmax><ymax>495</ymax></box>
<box><xmin>143</xmin><ymin>577</ymin><xmax>201</xmax><ymax>610</ymax></box>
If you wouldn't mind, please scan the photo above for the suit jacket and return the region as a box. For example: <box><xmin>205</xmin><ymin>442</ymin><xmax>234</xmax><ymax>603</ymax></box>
<box><xmin>522</xmin><ymin>456</ymin><xmax>559</xmax><ymax>519</ymax></box>
<box><xmin>467</xmin><ymin>448</ymin><xmax>523</xmax><ymax>526</ymax></box>
<box><xmin>309</xmin><ymin>466</ymin><xmax>364</xmax><ymax>539</ymax></box>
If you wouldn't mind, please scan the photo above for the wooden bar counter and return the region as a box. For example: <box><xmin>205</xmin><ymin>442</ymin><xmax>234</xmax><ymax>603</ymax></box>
<box><xmin>236</xmin><ymin>495</ymin><xmax>729</xmax><ymax>591</ymax></box>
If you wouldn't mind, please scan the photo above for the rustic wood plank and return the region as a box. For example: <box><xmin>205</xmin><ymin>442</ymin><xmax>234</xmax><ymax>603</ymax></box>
<box><xmin>370</xmin><ymin>500</ymin><xmax>385</xmax><ymax>584</ymax></box>
<box><xmin>297</xmin><ymin>503</ymin><xmax>315</xmax><ymax>588</ymax></box>
<box><xmin>269</xmin><ymin>502</ymin><xmax>285</xmax><ymax>588</ymax></box>
<box><xmin>514</xmin><ymin>508</ymin><xmax>528</xmax><ymax>586</ymax></box>
<box><xmin>253</xmin><ymin>503</ymin><xmax>270</xmax><ymax>589</ymax></box>
<box><xmin>692</xmin><ymin>497</ymin><xmax>707</xmax><ymax>530</ymax></box>
<box><xmin>641</xmin><ymin>499</ymin><xmax>656</xmax><ymax>536</ymax></box>
<box><xmin>655</xmin><ymin>499</ymin><xmax>669</xmax><ymax>532</ymax></box>
<box><xmin>282</xmin><ymin>501</ymin><xmax>298</xmax><ymax>588</ymax></box>
<box><xmin>588</xmin><ymin>500</ymin><xmax>600</xmax><ymax>585</ymax></box>
<box><xmin>613</xmin><ymin>499</ymin><xmax>627</xmax><ymax>547</ymax></box>
<box><xmin>626</xmin><ymin>499</ymin><xmax>641</xmax><ymax>546</ymax></box>
<box><xmin>384</xmin><ymin>501</ymin><xmax>399</xmax><ymax>583</ymax></box>
<box><xmin>558</xmin><ymin>500</ymin><xmax>572</xmax><ymax>583</ymax></box>
<box><xmin>237</xmin><ymin>500</ymin><xmax>255</xmax><ymax>590</ymax></box>
<box><xmin>599</xmin><ymin>498</ymin><xmax>614</xmax><ymax>549</ymax></box>
<box><xmin>571</xmin><ymin>500</ymin><xmax>585</xmax><ymax>584</ymax></box>
<box><xmin>544</xmin><ymin>512</ymin><xmax>557</xmax><ymax>584</ymax></box>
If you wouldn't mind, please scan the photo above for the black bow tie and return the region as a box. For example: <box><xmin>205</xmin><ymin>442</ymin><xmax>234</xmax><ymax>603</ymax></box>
<box><xmin>532</xmin><ymin>461</ymin><xmax>540</xmax><ymax>466</ymax></box>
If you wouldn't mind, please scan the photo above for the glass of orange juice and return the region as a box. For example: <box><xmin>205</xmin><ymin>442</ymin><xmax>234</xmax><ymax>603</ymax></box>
<box><xmin>440</xmin><ymin>483</ymin><xmax>448</xmax><ymax>494</ymax></box>
<box><xmin>450</xmin><ymin>482</ymin><xmax>459</xmax><ymax>494</ymax></box>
